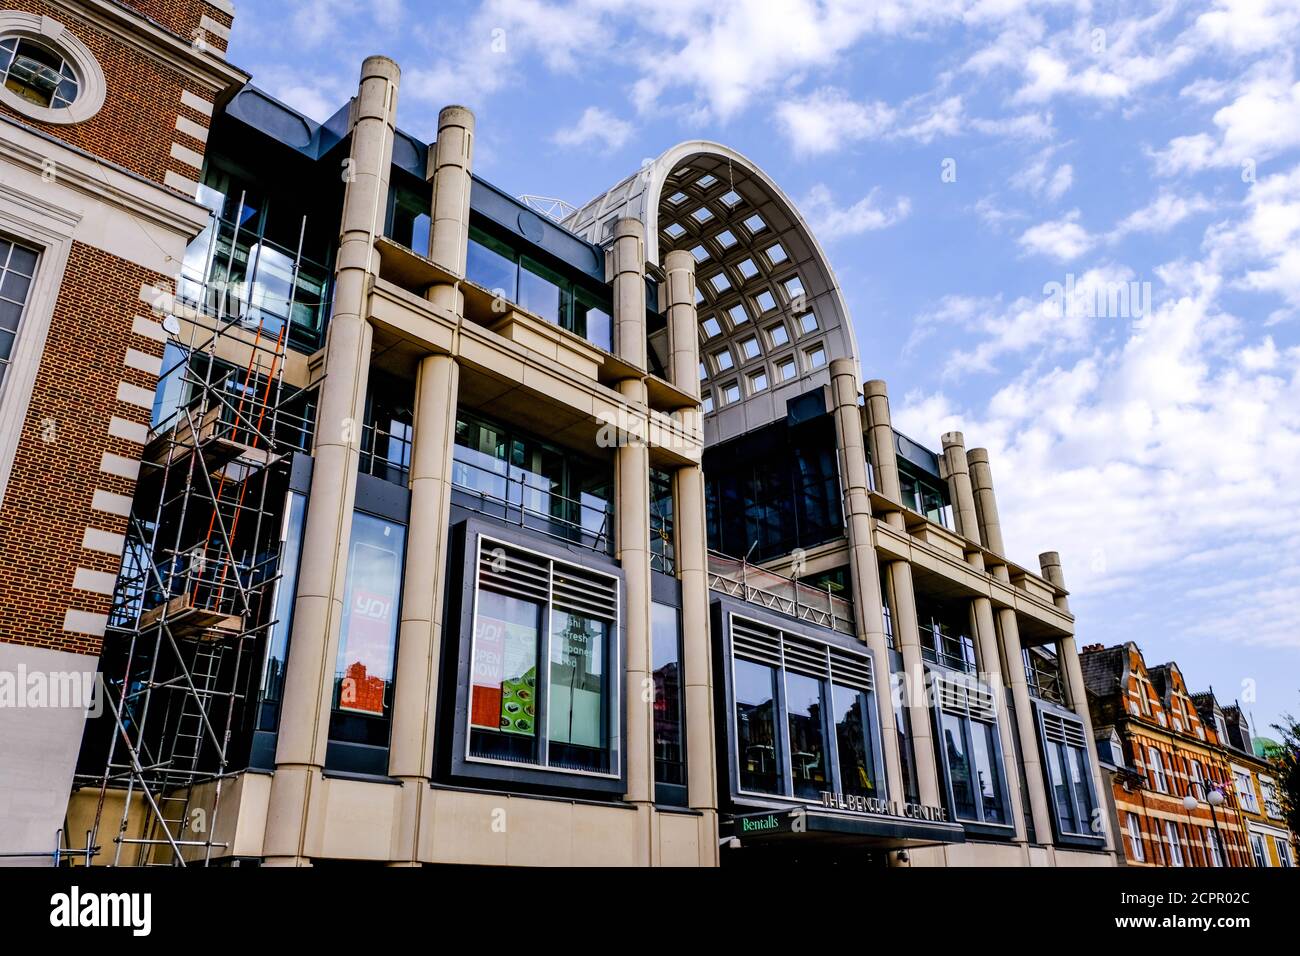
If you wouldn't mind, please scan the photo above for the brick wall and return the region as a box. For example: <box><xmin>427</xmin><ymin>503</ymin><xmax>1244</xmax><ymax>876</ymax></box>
<box><xmin>117</xmin><ymin>0</ymin><xmax>232</xmax><ymax>54</ymax></box>
<box><xmin>0</xmin><ymin>242</ymin><xmax>165</xmax><ymax>656</ymax></box>
<box><xmin>0</xmin><ymin>0</ymin><xmax>217</xmax><ymax>190</ymax></box>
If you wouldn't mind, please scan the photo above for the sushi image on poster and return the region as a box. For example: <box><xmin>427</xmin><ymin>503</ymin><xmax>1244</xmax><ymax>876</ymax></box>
<box><xmin>471</xmin><ymin>611</ymin><xmax>537</xmax><ymax>736</ymax></box>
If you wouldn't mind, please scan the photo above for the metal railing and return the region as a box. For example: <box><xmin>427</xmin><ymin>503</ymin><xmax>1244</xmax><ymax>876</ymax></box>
<box><xmin>651</xmin><ymin>513</ymin><xmax>675</xmax><ymax>574</ymax></box>
<box><xmin>707</xmin><ymin>550</ymin><xmax>855</xmax><ymax>636</ymax></box>
<box><xmin>1025</xmin><ymin>649</ymin><xmax>1065</xmax><ymax>703</ymax></box>
<box><xmin>920</xmin><ymin>622</ymin><xmax>976</xmax><ymax>673</ymax></box>
<box><xmin>358</xmin><ymin>420</ymin><xmax>413</xmax><ymax>486</ymax></box>
<box><xmin>450</xmin><ymin>448</ymin><xmax>613</xmax><ymax>554</ymax></box>
<box><xmin>177</xmin><ymin>204</ymin><xmax>332</xmax><ymax>352</ymax></box>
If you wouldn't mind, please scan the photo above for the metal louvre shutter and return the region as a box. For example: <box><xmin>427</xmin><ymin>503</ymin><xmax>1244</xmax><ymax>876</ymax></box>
<box><xmin>782</xmin><ymin>635</ymin><xmax>830</xmax><ymax>680</ymax></box>
<box><xmin>1042</xmin><ymin>709</ymin><xmax>1087</xmax><ymax>748</ymax></box>
<box><xmin>936</xmin><ymin>673</ymin><xmax>997</xmax><ymax>724</ymax></box>
<box><xmin>552</xmin><ymin>565</ymin><xmax>617</xmax><ymax>621</ymax></box>
<box><xmin>731</xmin><ymin>617</ymin><xmax>782</xmax><ymax>667</ymax></box>
<box><xmin>477</xmin><ymin>540</ymin><xmax>549</xmax><ymax>603</ymax></box>
<box><xmin>829</xmin><ymin>646</ymin><xmax>873</xmax><ymax>693</ymax></box>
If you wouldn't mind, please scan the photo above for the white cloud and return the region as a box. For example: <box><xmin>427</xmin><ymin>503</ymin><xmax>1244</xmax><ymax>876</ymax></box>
<box><xmin>1016</xmin><ymin>147</ymin><xmax>1073</xmax><ymax>200</ymax></box>
<box><xmin>799</xmin><ymin>183</ymin><xmax>911</xmax><ymax>241</ymax></box>
<box><xmin>773</xmin><ymin>87</ymin><xmax>895</xmax><ymax>156</ymax></box>
<box><xmin>1018</xmin><ymin>210</ymin><xmax>1095</xmax><ymax>260</ymax></box>
<box><xmin>1195</xmin><ymin>0</ymin><xmax>1300</xmax><ymax>54</ymax></box>
<box><xmin>898</xmin><ymin>95</ymin><xmax>964</xmax><ymax>143</ymax></box>
<box><xmin>1154</xmin><ymin>65</ymin><xmax>1300</xmax><ymax>174</ymax></box>
<box><xmin>552</xmin><ymin>106</ymin><xmax>634</xmax><ymax>151</ymax></box>
<box><xmin>1207</xmin><ymin>163</ymin><xmax>1300</xmax><ymax>308</ymax></box>
<box><xmin>1110</xmin><ymin>191</ymin><xmax>1214</xmax><ymax>239</ymax></box>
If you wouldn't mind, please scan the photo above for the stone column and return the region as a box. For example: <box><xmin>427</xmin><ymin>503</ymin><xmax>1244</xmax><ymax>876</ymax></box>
<box><xmin>664</xmin><ymin>250</ymin><xmax>699</xmax><ymax>401</ymax></box>
<box><xmin>967</xmin><ymin>448</ymin><xmax>1005</xmax><ymax>556</ymax></box>
<box><xmin>829</xmin><ymin>360</ymin><xmax>903</xmax><ymax>801</ymax></box>
<box><xmin>969</xmin><ymin>573</ymin><xmax>1029</xmax><ymax>843</ymax></box>
<box><xmin>861</xmin><ymin>379</ymin><xmax>940</xmax><ymax>806</ymax></box>
<box><xmin>864</xmin><ymin>380</ymin><xmax>902</xmax><ymax>530</ymax></box>
<box><xmin>263</xmin><ymin>56</ymin><xmax>399</xmax><ymax>866</ymax></box>
<box><xmin>966</xmin><ymin>447</ymin><xmax>1053</xmax><ymax>844</ymax></box>
<box><xmin>385</xmin><ymin>105</ymin><xmax>475</xmax><ymax>864</ymax></box>
<box><xmin>941</xmin><ymin>432</ymin><xmax>981</xmax><ymax>544</ymax></box>
<box><xmin>1041</xmin><ymin>551</ymin><xmax>1114</xmax><ymax>851</ymax></box>
<box><xmin>663</xmin><ymin>250</ymin><xmax>716</xmax><ymax>858</ymax></box>
<box><xmin>611</xmin><ymin>218</ymin><xmax>654</xmax><ymax>863</ymax></box>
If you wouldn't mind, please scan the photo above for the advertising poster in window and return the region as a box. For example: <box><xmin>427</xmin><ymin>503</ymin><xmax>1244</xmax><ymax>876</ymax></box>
<box><xmin>336</xmin><ymin>517</ymin><xmax>403</xmax><ymax>716</ymax></box>
<box><xmin>471</xmin><ymin>594</ymin><xmax>538</xmax><ymax>736</ymax></box>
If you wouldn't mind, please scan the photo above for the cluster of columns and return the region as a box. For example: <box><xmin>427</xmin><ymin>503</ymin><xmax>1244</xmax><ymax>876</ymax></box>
<box><xmin>263</xmin><ymin>58</ymin><xmax>473</xmax><ymax>865</ymax></box>
<box><xmin>612</xmin><ymin>220</ymin><xmax>718</xmax><ymax>865</ymax></box>
<box><xmin>262</xmin><ymin>54</ymin><xmax>718</xmax><ymax>864</ymax></box>
<box><xmin>828</xmin><ymin>367</ymin><xmax>1113</xmax><ymax>858</ymax></box>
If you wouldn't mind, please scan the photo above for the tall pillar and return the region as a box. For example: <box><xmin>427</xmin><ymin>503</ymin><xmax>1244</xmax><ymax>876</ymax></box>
<box><xmin>966</xmin><ymin>447</ymin><xmax>1053</xmax><ymax>845</ymax></box>
<box><xmin>863</xmin><ymin>378</ymin><xmax>939</xmax><ymax>805</ymax></box>
<box><xmin>663</xmin><ymin>250</ymin><xmax>717</xmax><ymax>850</ymax></box>
<box><xmin>263</xmin><ymin>56</ymin><xmax>400</xmax><ymax>866</ymax></box>
<box><xmin>829</xmin><ymin>360</ymin><xmax>903</xmax><ymax>801</ymax></box>
<box><xmin>970</xmin><ymin>579</ymin><xmax>1029</xmax><ymax>843</ymax></box>
<box><xmin>967</xmin><ymin>448</ymin><xmax>1005</xmax><ymax>556</ymax></box>
<box><xmin>664</xmin><ymin>250</ymin><xmax>699</xmax><ymax>401</ymax></box>
<box><xmin>611</xmin><ymin>218</ymin><xmax>654</xmax><ymax>863</ymax></box>
<box><xmin>1041</xmin><ymin>551</ymin><xmax>1113</xmax><ymax>851</ymax></box>
<box><xmin>864</xmin><ymin>380</ymin><xmax>902</xmax><ymax>530</ymax></box>
<box><xmin>941</xmin><ymin>432</ymin><xmax>981</xmax><ymax>544</ymax></box>
<box><xmin>426</xmin><ymin>105</ymin><xmax>474</xmax><ymax>314</ymax></box>
<box><xmin>385</xmin><ymin>105</ymin><xmax>475</xmax><ymax>864</ymax></box>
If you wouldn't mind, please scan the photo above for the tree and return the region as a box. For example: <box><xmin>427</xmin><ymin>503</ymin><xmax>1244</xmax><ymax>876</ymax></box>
<box><xmin>1269</xmin><ymin>710</ymin><xmax>1300</xmax><ymax>854</ymax></box>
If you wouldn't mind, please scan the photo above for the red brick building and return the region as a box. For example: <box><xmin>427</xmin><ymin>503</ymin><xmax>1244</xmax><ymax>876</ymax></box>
<box><xmin>0</xmin><ymin>0</ymin><xmax>244</xmax><ymax>862</ymax></box>
<box><xmin>1082</xmin><ymin>643</ymin><xmax>1252</xmax><ymax>867</ymax></box>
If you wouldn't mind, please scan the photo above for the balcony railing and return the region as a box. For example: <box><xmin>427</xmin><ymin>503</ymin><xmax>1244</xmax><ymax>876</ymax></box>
<box><xmin>920</xmin><ymin>622</ymin><xmax>976</xmax><ymax>673</ymax></box>
<box><xmin>707</xmin><ymin>551</ymin><xmax>855</xmax><ymax>636</ymax></box>
<box><xmin>358</xmin><ymin>420</ymin><xmax>413</xmax><ymax>487</ymax></box>
<box><xmin>651</xmin><ymin>513</ymin><xmax>675</xmax><ymax>574</ymax></box>
<box><xmin>450</xmin><ymin>446</ymin><xmax>613</xmax><ymax>554</ymax></box>
<box><xmin>1025</xmin><ymin>650</ymin><xmax>1065</xmax><ymax>704</ymax></box>
<box><xmin>178</xmin><ymin>209</ymin><xmax>332</xmax><ymax>352</ymax></box>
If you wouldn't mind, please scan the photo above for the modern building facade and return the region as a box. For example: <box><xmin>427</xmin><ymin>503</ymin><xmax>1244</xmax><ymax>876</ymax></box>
<box><xmin>2</xmin><ymin>2</ymin><xmax>1120</xmax><ymax>867</ymax></box>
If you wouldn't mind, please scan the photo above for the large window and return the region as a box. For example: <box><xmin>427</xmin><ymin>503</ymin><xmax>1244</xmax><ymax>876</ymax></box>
<box><xmin>1037</xmin><ymin>705</ymin><xmax>1102</xmax><ymax>841</ymax></box>
<box><xmin>933</xmin><ymin>673</ymin><xmax>1011</xmax><ymax>829</ymax></box>
<box><xmin>1148</xmin><ymin>746</ymin><xmax>1169</xmax><ymax>793</ymax></box>
<box><xmin>1275</xmin><ymin>836</ymin><xmax>1293</xmax><ymax>868</ymax></box>
<box><xmin>729</xmin><ymin>612</ymin><xmax>884</xmax><ymax>803</ymax></box>
<box><xmin>652</xmin><ymin>603</ymin><xmax>686</xmax><ymax>800</ymax></box>
<box><xmin>1233</xmin><ymin>768</ymin><xmax>1259</xmax><ymax>813</ymax></box>
<box><xmin>1208</xmin><ymin>828</ymin><xmax>1225</xmax><ymax>867</ymax></box>
<box><xmin>467</xmin><ymin>536</ymin><xmax>619</xmax><ymax>776</ymax></box>
<box><xmin>1260</xmin><ymin>776</ymin><xmax>1283</xmax><ymax>819</ymax></box>
<box><xmin>898</xmin><ymin>462</ymin><xmax>952</xmax><ymax>529</ymax></box>
<box><xmin>1166</xmin><ymin>821</ymin><xmax>1184</xmax><ymax>867</ymax></box>
<box><xmin>0</xmin><ymin>237</ymin><xmax>37</xmax><ymax>392</ymax></box>
<box><xmin>328</xmin><ymin>512</ymin><xmax>407</xmax><ymax>760</ymax></box>
<box><xmin>735</xmin><ymin>658</ymin><xmax>780</xmax><ymax>794</ymax></box>
<box><xmin>650</xmin><ymin>468</ymin><xmax>675</xmax><ymax>574</ymax></box>
<box><xmin>1126</xmin><ymin>813</ymin><xmax>1146</xmax><ymax>862</ymax></box>
<box><xmin>466</xmin><ymin>225</ymin><xmax>612</xmax><ymax>351</ymax></box>
<box><xmin>453</xmin><ymin>411</ymin><xmax>614</xmax><ymax>553</ymax></box>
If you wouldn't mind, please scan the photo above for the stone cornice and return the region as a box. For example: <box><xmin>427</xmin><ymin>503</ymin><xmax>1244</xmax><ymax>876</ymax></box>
<box><xmin>52</xmin><ymin>0</ymin><xmax>249</xmax><ymax>96</ymax></box>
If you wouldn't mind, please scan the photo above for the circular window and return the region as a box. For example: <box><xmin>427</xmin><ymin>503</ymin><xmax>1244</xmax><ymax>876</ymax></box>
<box><xmin>0</xmin><ymin>12</ymin><xmax>105</xmax><ymax>125</ymax></box>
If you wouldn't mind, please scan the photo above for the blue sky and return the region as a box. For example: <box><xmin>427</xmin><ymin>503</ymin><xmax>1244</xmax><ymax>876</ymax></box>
<box><xmin>227</xmin><ymin>0</ymin><xmax>1300</xmax><ymax>737</ymax></box>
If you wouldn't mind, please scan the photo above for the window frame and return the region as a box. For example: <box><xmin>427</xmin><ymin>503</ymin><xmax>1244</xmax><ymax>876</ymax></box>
<box><xmin>1033</xmin><ymin>699</ymin><xmax>1106</xmax><ymax>847</ymax></box>
<box><xmin>1165</xmin><ymin>820</ymin><xmax>1184</xmax><ymax>866</ymax></box>
<box><xmin>720</xmin><ymin>602</ymin><xmax>887</xmax><ymax>808</ymax></box>
<box><xmin>447</xmin><ymin>520</ymin><xmax>627</xmax><ymax>794</ymax></box>
<box><xmin>1148</xmin><ymin>746</ymin><xmax>1169</xmax><ymax>793</ymax></box>
<box><xmin>1126</xmin><ymin>812</ymin><xmax>1146</xmax><ymax>862</ymax></box>
<box><xmin>932</xmin><ymin>670</ymin><xmax>1015</xmax><ymax>836</ymax></box>
<box><xmin>0</xmin><ymin>13</ymin><xmax>105</xmax><ymax>125</ymax></box>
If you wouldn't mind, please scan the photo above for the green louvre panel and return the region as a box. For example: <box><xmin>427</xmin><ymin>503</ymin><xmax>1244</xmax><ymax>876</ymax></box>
<box><xmin>500</xmin><ymin>666</ymin><xmax>537</xmax><ymax>736</ymax></box>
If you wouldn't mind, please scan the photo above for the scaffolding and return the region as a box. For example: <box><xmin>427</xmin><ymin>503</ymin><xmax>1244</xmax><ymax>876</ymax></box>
<box><xmin>74</xmin><ymin>196</ymin><xmax>320</xmax><ymax>866</ymax></box>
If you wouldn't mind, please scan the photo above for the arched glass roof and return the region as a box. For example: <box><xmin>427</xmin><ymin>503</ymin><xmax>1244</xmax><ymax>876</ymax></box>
<box><xmin>565</xmin><ymin>142</ymin><xmax>859</xmax><ymax>443</ymax></box>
